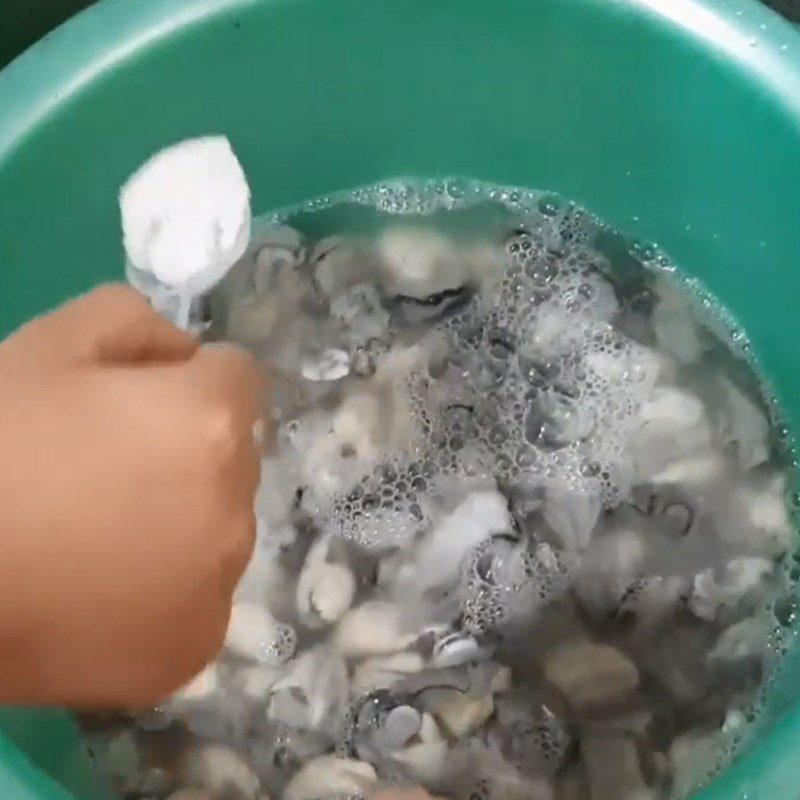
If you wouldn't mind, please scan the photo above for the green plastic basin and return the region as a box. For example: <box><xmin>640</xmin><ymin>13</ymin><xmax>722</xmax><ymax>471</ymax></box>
<box><xmin>1</xmin><ymin>0</ymin><xmax>800</xmax><ymax>797</ymax></box>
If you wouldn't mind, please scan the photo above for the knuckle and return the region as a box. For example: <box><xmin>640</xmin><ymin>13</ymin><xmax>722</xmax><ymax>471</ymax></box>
<box><xmin>117</xmin><ymin>597</ymin><xmax>231</xmax><ymax>707</ymax></box>
<box><xmin>223</xmin><ymin>347</ymin><xmax>262</xmax><ymax>392</ymax></box>
<box><xmin>206</xmin><ymin>342</ymin><xmax>257</xmax><ymax>372</ymax></box>
<box><xmin>218</xmin><ymin>517</ymin><xmax>256</xmax><ymax>584</ymax></box>
<box><xmin>169</xmin><ymin>613</ymin><xmax>229</xmax><ymax>691</ymax></box>
<box><xmin>125</xmin><ymin>663</ymin><xmax>186</xmax><ymax>709</ymax></box>
<box><xmin>210</xmin><ymin>606</ymin><xmax>232</xmax><ymax>655</ymax></box>
<box><xmin>226</xmin><ymin>344</ymin><xmax>259</xmax><ymax>374</ymax></box>
<box><xmin>125</xmin><ymin>684</ymin><xmax>164</xmax><ymax>710</ymax></box>
<box><xmin>203</xmin><ymin>403</ymin><xmax>241</xmax><ymax>455</ymax></box>
<box><xmin>232</xmin><ymin>516</ymin><xmax>257</xmax><ymax>566</ymax></box>
<box><xmin>196</xmin><ymin>606</ymin><xmax>231</xmax><ymax>667</ymax></box>
<box><xmin>89</xmin><ymin>284</ymin><xmax>148</xmax><ymax>313</ymax></box>
<box><xmin>241</xmin><ymin>447</ymin><xmax>263</xmax><ymax>493</ymax></box>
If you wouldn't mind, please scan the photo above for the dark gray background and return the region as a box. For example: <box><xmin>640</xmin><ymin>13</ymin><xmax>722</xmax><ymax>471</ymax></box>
<box><xmin>764</xmin><ymin>0</ymin><xmax>800</xmax><ymax>20</ymax></box>
<box><xmin>0</xmin><ymin>0</ymin><xmax>799</xmax><ymax>70</ymax></box>
<box><xmin>0</xmin><ymin>0</ymin><xmax>97</xmax><ymax>68</ymax></box>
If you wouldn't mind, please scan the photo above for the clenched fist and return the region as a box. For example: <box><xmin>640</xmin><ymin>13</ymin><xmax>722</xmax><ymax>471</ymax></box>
<box><xmin>0</xmin><ymin>286</ymin><xmax>264</xmax><ymax>708</ymax></box>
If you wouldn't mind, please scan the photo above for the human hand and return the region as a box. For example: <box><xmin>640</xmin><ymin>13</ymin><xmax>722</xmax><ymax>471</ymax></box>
<box><xmin>0</xmin><ymin>286</ymin><xmax>263</xmax><ymax>708</ymax></box>
<box><xmin>371</xmin><ymin>790</ymin><xmax>442</xmax><ymax>800</ymax></box>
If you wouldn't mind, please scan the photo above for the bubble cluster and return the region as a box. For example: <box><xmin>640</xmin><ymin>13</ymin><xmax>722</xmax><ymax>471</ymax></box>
<box><xmin>457</xmin><ymin>538</ymin><xmax>571</xmax><ymax>635</ymax></box>
<box><xmin>261</xmin><ymin>623</ymin><xmax>298</xmax><ymax>666</ymax></box>
<box><xmin>303</xmin><ymin>198</ymin><xmax>662</xmax><ymax>559</ymax></box>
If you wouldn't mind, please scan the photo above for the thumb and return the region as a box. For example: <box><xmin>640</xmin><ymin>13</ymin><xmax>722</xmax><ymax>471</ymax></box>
<box><xmin>35</xmin><ymin>284</ymin><xmax>198</xmax><ymax>364</ymax></box>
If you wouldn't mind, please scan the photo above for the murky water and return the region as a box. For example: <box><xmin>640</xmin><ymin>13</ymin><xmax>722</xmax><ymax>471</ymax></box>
<box><xmin>88</xmin><ymin>179</ymin><xmax>798</xmax><ymax>800</ymax></box>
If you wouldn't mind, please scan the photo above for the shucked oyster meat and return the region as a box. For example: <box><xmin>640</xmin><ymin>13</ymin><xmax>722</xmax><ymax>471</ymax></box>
<box><xmin>97</xmin><ymin>180</ymin><xmax>796</xmax><ymax>800</ymax></box>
